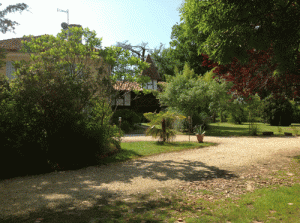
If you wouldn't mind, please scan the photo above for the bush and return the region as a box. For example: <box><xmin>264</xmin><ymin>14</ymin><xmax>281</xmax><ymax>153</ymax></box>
<box><xmin>261</xmin><ymin>94</ymin><xmax>294</xmax><ymax>126</ymax></box>
<box><xmin>0</xmin><ymin>78</ymin><xmax>119</xmax><ymax>177</ymax></box>
<box><xmin>226</xmin><ymin>99</ymin><xmax>247</xmax><ymax>124</ymax></box>
<box><xmin>111</xmin><ymin>109</ymin><xmax>141</xmax><ymax>133</ymax></box>
<box><xmin>144</xmin><ymin>110</ymin><xmax>185</xmax><ymax>142</ymax></box>
<box><xmin>192</xmin><ymin>112</ymin><xmax>212</xmax><ymax>130</ymax></box>
<box><xmin>291</xmin><ymin>100</ymin><xmax>300</xmax><ymax>123</ymax></box>
<box><xmin>137</xmin><ymin>112</ymin><xmax>149</xmax><ymax>123</ymax></box>
<box><xmin>41</xmin><ymin>97</ymin><xmax>118</xmax><ymax>171</ymax></box>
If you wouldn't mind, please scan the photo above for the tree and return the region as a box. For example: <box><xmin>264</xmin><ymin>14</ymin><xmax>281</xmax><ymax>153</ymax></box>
<box><xmin>97</xmin><ymin>43</ymin><xmax>151</xmax><ymax>115</ymax></box>
<box><xmin>202</xmin><ymin>67</ymin><xmax>234</xmax><ymax>122</ymax></box>
<box><xmin>148</xmin><ymin>21</ymin><xmax>215</xmax><ymax>82</ymax></box>
<box><xmin>114</xmin><ymin>40</ymin><xmax>154</xmax><ymax>62</ymax></box>
<box><xmin>0</xmin><ymin>2</ymin><xmax>30</xmax><ymax>34</ymax></box>
<box><xmin>157</xmin><ymin>62</ymin><xmax>211</xmax><ymax>123</ymax></box>
<box><xmin>0</xmin><ymin>3</ymin><xmax>30</xmax><ymax>70</ymax></box>
<box><xmin>6</xmin><ymin>26</ymin><xmax>151</xmax><ymax>152</ymax></box>
<box><xmin>148</xmin><ymin>43</ymin><xmax>181</xmax><ymax>82</ymax></box>
<box><xmin>144</xmin><ymin>110</ymin><xmax>186</xmax><ymax>143</ymax></box>
<box><xmin>201</xmin><ymin>43</ymin><xmax>300</xmax><ymax>101</ymax></box>
<box><xmin>179</xmin><ymin>0</ymin><xmax>300</xmax><ymax>77</ymax></box>
<box><xmin>168</xmin><ymin>22</ymin><xmax>213</xmax><ymax>77</ymax></box>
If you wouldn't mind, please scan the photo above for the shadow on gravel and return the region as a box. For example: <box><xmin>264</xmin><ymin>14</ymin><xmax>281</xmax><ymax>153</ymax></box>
<box><xmin>1</xmin><ymin>156</ymin><xmax>238</xmax><ymax>223</ymax></box>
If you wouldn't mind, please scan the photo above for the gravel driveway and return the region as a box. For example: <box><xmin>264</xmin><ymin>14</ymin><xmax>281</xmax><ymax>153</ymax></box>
<box><xmin>1</xmin><ymin>135</ymin><xmax>300</xmax><ymax>220</ymax></box>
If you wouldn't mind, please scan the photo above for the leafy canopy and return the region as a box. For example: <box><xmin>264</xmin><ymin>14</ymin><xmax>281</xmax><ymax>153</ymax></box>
<box><xmin>179</xmin><ymin>0</ymin><xmax>300</xmax><ymax>77</ymax></box>
<box><xmin>158</xmin><ymin>62</ymin><xmax>210</xmax><ymax>117</ymax></box>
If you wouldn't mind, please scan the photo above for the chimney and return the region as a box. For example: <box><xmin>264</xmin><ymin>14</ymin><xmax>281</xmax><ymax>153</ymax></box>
<box><xmin>67</xmin><ymin>24</ymin><xmax>82</xmax><ymax>44</ymax></box>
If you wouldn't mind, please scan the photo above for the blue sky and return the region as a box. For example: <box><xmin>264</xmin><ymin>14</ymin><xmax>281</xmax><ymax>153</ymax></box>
<box><xmin>2</xmin><ymin>0</ymin><xmax>185</xmax><ymax>52</ymax></box>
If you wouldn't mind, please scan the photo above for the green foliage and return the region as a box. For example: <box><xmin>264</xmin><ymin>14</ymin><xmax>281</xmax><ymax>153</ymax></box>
<box><xmin>144</xmin><ymin>111</ymin><xmax>186</xmax><ymax>142</ymax></box>
<box><xmin>158</xmin><ymin>62</ymin><xmax>210</xmax><ymax>118</ymax></box>
<box><xmin>194</xmin><ymin>125</ymin><xmax>206</xmax><ymax>135</ymax></box>
<box><xmin>111</xmin><ymin>109</ymin><xmax>141</xmax><ymax>133</ymax></box>
<box><xmin>261</xmin><ymin>94</ymin><xmax>294</xmax><ymax>126</ymax></box>
<box><xmin>202</xmin><ymin>67</ymin><xmax>234</xmax><ymax>123</ymax></box>
<box><xmin>226</xmin><ymin>97</ymin><xmax>248</xmax><ymax>124</ymax></box>
<box><xmin>98</xmin><ymin>45</ymin><xmax>151</xmax><ymax>96</ymax></box>
<box><xmin>249</xmin><ymin>123</ymin><xmax>259</xmax><ymax>136</ymax></box>
<box><xmin>290</xmin><ymin>99</ymin><xmax>300</xmax><ymax>123</ymax></box>
<box><xmin>168</xmin><ymin>21</ymin><xmax>213</xmax><ymax>77</ymax></box>
<box><xmin>179</xmin><ymin>0</ymin><xmax>300</xmax><ymax>77</ymax></box>
<box><xmin>191</xmin><ymin>112</ymin><xmax>212</xmax><ymax>131</ymax></box>
<box><xmin>0</xmin><ymin>26</ymin><xmax>140</xmax><ymax>176</ymax></box>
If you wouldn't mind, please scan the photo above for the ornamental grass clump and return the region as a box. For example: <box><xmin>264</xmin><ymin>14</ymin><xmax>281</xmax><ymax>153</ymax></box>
<box><xmin>144</xmin><ymin>111</ymin><xmax>186</xmax><ymax>143</ymax></box>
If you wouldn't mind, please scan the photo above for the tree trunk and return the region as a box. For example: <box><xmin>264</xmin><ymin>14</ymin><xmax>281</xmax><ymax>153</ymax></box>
<box><xmin>162</xmin><ymin>118</ymin><xmax>166</xmax><ymax>142</ymax></box>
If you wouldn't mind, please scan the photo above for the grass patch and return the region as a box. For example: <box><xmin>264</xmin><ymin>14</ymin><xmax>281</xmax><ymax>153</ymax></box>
<box><xmin>195</xmin><ymin>122</ymin><xmax>300</xmax><ymax>137</ymax></box>
<box><xmin>211</xmin><ymin>184</ymin><xmax>300</xmax><ymax>223</ymax></box>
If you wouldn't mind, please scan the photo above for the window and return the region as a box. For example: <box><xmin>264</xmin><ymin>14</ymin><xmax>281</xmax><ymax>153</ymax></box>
<box><xmin>112</xmin><ymin>91</ymin><xmax>130</xmax><ymax>106</ymax></box>
<box><xmin>153</xmin><ymin>80</ymin><xmax>157</xmax><ymax>90</ymax></box>
<box><xmin>6</xmin><ymin>61</ymin><xmax>16</xmax><ymax>80</ymax></box>
<box><xmin>124</xmin><ymin>92</ymin><xmax>130</xmax><ymax>106</ymax></box>
<box><xmin>146</xmin><ymin>80</ymin><xmax>153</xmax><ymax>89</ymax></box>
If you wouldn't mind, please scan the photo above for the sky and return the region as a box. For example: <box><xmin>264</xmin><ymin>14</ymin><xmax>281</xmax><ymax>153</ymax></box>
<box><xmin>2</xmin><ymin>0</ymin><xmax>185</xmax><ymax>52</ymax></box>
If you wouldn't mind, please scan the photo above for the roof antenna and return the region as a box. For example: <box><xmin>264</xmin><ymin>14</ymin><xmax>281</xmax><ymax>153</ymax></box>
<box><xmin>57</xmin><ymin>8</ymin><xmax>70</xmax><ymax>40</ymax></box>
<box><xmin>57</xmin><ymin>8</ymin><xmax>69</xmax><ymax>24</ymax></box>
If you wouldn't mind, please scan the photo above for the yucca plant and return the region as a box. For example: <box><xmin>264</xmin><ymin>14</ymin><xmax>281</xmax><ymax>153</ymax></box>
<box><xmin>144</xmin><ymin>111</ymin><xmax>186</xmax><ymax>143</ymax></box>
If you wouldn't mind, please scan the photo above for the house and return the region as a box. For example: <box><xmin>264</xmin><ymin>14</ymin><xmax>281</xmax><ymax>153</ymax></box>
<box><xmin>111</xmin><ymin>54</ymin><xmax>167</xmax><ymax>114</ymax></box>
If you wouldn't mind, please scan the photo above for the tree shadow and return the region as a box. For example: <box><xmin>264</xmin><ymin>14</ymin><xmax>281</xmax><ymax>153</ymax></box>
<box><xmin>1</xmin><ymin>153</ymin><xmax>238</xmax><ymax>222</ymax></box>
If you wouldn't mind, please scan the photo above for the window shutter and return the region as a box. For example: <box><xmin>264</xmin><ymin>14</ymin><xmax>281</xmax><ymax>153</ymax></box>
<box><xmin>153</xmin><ymin>80</ymin><xmax>157</xmax><ymax>90</ymax></box>
<box><xmin>124</xmin><ymin>92</ymin><xmax>131</xmax><ymax>106</ymax></box>
<box><xmin>117</xmin><ymin>99</ymin><xmax>124</xmax><ymax>106</ymax></box>
<box><xmin>147</xmin><ymin>80</ymin><xmax>153</xmax><ymax>89</ymax></box>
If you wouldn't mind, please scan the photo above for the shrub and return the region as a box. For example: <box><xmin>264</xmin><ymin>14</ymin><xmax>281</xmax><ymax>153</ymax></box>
<box><xmin>227</xmin><ymin>100</ymin><xmax>247</xmax><ymax>124</ymax></box>
<box><xmin>136</xmin><ymin>112</ymin><xmax>149</xmax><ymax>123</ymax></box>
<box><xmin>291</xmin><ymin>100</ymin><xmax>300</xmax><ymax>123</ymax></box>
<box><xmin>192</xmin><ymin>112</ymin><xmax>212</xmax><ymax>130</ymax></box>
<box><xmin>42</xmin><ymin>97</ymin><xmax>118</xmax><ymax>170</ymax></box>
<box><xmin>144</xmin><ymin>110</ymin><xmax>185</xmax><ymax>142</ymax></box>
<box><xmin>261</xmin><ymin>94</ymin><xmax>294</xmax><ymax>126</ymax></box>
<box><xmin>111</xmin><ymin>109</ymin><xmax>141</xmax><ymax>133</ymax></box>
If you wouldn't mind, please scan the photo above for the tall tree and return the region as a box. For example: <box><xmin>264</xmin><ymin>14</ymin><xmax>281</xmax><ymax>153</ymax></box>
<box><xmin>157</xmin><ymin>62</ymin><xmax>211</xmax><ymax>119</ymax></box>
<box><xmin>96</xmin><ymin>42</ymin><xmax>151</xmax><ymax>113</ymax></box>
<box><xmin>148</xmin><ymin>21</ymin><xmax>215</xmax><ymax>82</ymax></box>
<box><xmin>148</xmin><ymin>43</ymin><xmax>181</xmax><ymax>82</ymax></box>
<box><xmin>179</xmin><ymin>0</ymin><xmax>300</xmax><ymax>77</ymax></box>
<box><xmin>201</xmin><ymin>42</ymin><xmax>300</xmax><ymax>101</ymax></box>
<box><xmin>168</xmin><ymin>22</ymin><xmax>213</xmax><ymax>77</ymax></box>
<box><xmin>0</xmin><ymin>2</ymin><xmax>30</xmax><ymax>34</ymax></box>
<box><xmin>0</xmin><ymin>2</ymin><xmax>30</xmax><ymax>70</ymax></box>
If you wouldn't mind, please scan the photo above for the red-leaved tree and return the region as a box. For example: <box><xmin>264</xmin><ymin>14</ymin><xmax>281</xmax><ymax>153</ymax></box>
<box><xmin>201</xmin><ymin>0</ymin><xmax>300</xmax><ymax>102</ymax></box>
<box><xmin>201</xmin><ymin>42</ymin><xmax>300</xmax><ymax>102</ymax></box>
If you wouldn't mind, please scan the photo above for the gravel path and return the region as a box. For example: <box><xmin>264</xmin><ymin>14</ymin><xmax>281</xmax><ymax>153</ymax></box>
<box><xmin>1</xmin><ymin>135</ymin><xmax>300</xmax><ymax>219</ymax></box>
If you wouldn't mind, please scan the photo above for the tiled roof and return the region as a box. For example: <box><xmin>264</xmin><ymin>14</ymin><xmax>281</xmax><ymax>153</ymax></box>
<box><xmin>113</xmin><ymin>81</ymin><xmax>143</xmax><ymax>91</ymax></box>
<box><xmin>140</xmin><ymin>54</ymin><xmax>162</xmax><ymax>81</ymax></box>
<box><xmin>112</xmin><ymin>80</ymin><xmax>167</xmax><ymax>92</ymax></box>
<box><xmin>0</xmin><ymin>34</ymin><xmax>102</xmax><ymax>53</ymax></box>
<box><xmin>0</xmin><ymin>35</ymin><xmax>50</xmax><ymax>52</ymax></box>
<box><xmin>157</xmin><ymin>81</ymin><xmax>167</xmax><ymax>86</ymax></box>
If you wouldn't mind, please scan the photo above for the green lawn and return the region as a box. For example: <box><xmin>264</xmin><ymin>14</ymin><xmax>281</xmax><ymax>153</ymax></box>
<box><xmin>96</xmin><ymin>140</ymin><xmax>217</xmax><ymax>166</ymax></box>
<box><xmin>174</xmin><ymin>121</ymin><xmax>300</xmax><ymax>137</ymax></box>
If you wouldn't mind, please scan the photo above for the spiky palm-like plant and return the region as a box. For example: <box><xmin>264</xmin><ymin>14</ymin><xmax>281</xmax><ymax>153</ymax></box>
<box><xmin>144</xmin><ymin>111</ymin><xmax>186</xmax><ymax>143</ymax></box>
